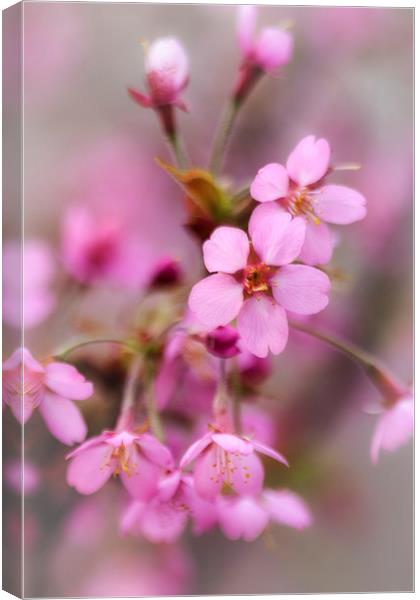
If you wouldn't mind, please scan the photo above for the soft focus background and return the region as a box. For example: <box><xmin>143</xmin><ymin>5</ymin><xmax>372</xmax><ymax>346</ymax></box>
<box><xmin>3</xmin><ymin>3</ymin><xmax>413</xmax><ymax>596</ymax></box>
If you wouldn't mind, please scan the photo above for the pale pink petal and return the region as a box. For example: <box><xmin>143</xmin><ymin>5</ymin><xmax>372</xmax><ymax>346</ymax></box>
<box><xmin>237</xmin><ymin>5</ymin><xmax>256</xmax><ymax>57</ymax></box>
<box><xmin>188</xmin><ymin>274</ymin><xmax>244</xmax><ymax>329</ymax></box>
<box><xmin>120</xmin><ymin>451</ymin><xmax>161</xmax><ymax>501</ymax></box>
<box><xmin>263</xmin><ymin>489</ymin><xmax>313</xmax><ymax>529</ymax></box>
<box><xmin>249</xmin><ymin>204</ymin><xmax>305</xmax><ymax>266</ymax></box>
<box><xmin>193</xmin><ymin>446</ymin><xmax>223</xmax><ymax>500</ymax></box>
<box><xmin>120</xmin><ymin>501</ymin><xmax>146</xmax><ymax>535</ymax></box>
<box><xmin>250</xmin><ymin>163</ymin><xmax>289</xmax><ymax>203</ymax></box>
<box><xmin>271</xmin><ymin>264</ymin><xmax>330</xmax><ymax>314</ymax></box>
<box><xmin>146</xmin><ymin>38</ymin><xmax>189</xmax><ymax>104</ymax></box>
<box><xmin>237</xmin><ymin>296</ymin><xmax>288</xmax><ymax>358</ymax></box>
<box><xmin>65</xmin><ymin>433</ymin><xmax>107</xmax><ymax>460</ymax></box>
<box><xmin>251</xmin><ymin>440</ymin><xmax>289</xmax><ymax>466</ymax></box>
<box><xmin>158</xmin><ymin>470</ymin><xmax>182</xmax><ymax>501</ymax></box>
<box><xmin>286</xmin><ymin>135</ymin><xmax>330</xmax><ymax>186</ymax></box>
<box><xmin>254</xmin><ymin>28</ymin><xmax>293</xmax><ymax>72</ymax></box>
<box><xmin>140</xmin><ymin>500</ymin><xmax>189</xmax><ymax>543</ymax></box>
<box><xmin>66</xmin><ymin>444</ymin><xmax>114</xmax><ymax>494</ymax></box>
<box><xmin>180</xmin><ymin>433</ymin><xmax>213</xmax><ymax>469</ymax></box>
<box><xmin>211</xmin><ymin>433</ymin><xmax>254</xmax><ymax>455</ymax></box>
<box><xmin>39</xmin><ymin>392</ymin><xmax>87</xmax><ymax>445</ymax></box>
<box><xmin>299</xmin><ymin>221</ymin><xmax>333</xmax><ymax>266</ymax></box>
<box><xmin>218</xmin><ymin>496</ymin><xmax>269</xmax><ymax>541</ymax></box>
<box><xmin>8</xmin><ymin>393</ymin><xmax>39</xmax><ymax>425</ymax></box>
<box><xmin>44</xmin><ymin>362</ymin><xmax>93</xmax><ymax>400</ymax></box>
<box><xmin>203</xmin><ymin>227</ymin><xmax>250</xmax><ymax>274</ymax></box>
<box><xmin>315</xmin><ymin>185</ymin><xmax>367</xmax><ymax>225</ymax></box>
<box><xmin>370</xmin><ymin>400</ymin><xmax>414</xmax><ymax>464</ymax></box>
<box><xmin>136</xmin><ymin>433</ymin><xmax>174</xmax><ymax>469</ymax></box>
<box><xmin>230</xmin><ymin>451</ymin><xmax>265</xmax><ymax>497</ymax></box>
<box><xmin>182</xmin><ymin>477</ymin><xmax>218</xmax><ymax>534</ymax></box>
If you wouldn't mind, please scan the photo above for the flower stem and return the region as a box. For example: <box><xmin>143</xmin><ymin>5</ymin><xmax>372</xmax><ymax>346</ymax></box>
<box><xmin>116</xmin><ymin>355</ymin><xmax>143</xmax><ymax>431</ymax></box>
<box><xmin>208</xmin><ymin>99</ymin><xmax>238</xmax><ymax>176</ymax></box>
<box><xmin>167</xmin><ymin>131</ymin><xmax>188</xmax><ymax>169</ymax></box>
<box><xmin>143</xmin><ymin>362</ymin><xmax>165</xmax><ymax>442</ymax></box>
<box><xmin>53</xmin><ymin>337</ymin><xmax>138</xmax><ymax>362</ymax></box>
<box><xmin>289</xmin><ymin>320</ymin><xmax>406</xmax><ymax>403</ymax></box>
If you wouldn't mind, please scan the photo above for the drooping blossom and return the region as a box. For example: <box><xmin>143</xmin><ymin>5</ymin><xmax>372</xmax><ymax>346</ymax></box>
<box><xmin>233</xmin><ymin>6</ymin><xmax>293</xmax><ymax>104</ymax></box>
<box><xmin>4</xmin><ymin>459</ymin><xmax>40</xmax><ymax>495</ymax></box>
<box><xmin>2</xmin><ymin>348</ymin><xmax>92</xmax><ymax>445</ymax></box>
<box><xmin>3</xmin><ymin>239</ymin><xmax>56</xmax><ymax>329</ymax></box>
<box><xmin>217</xmin><ymin>488</ymin><xmax>312</xmax><ymax>542</ymax></box>
<box><xmin>250</xmin><ymin>135</ymin><xmax>367</xmax><ymax>265</ymax></box>
<box><xmin>66</xmin><ymin>429</ymin><xmax>174</xmax><ymax>499</ymax></box>
<box><xmin>188</xmin><ymin>215</ymin><xmax>331</xmax><ymax>357</ymax></box>
<box><xmin>128</xmin><ymin>37</ymin><xmax>189</xmax><ymax>136</ymax></box>
<box><xmin>120</xmin><ymin>470</ymin><xmax>218</xmax><ymax>543</ymax></box>
<box><xmin>370</xmin><ymin>387</ymin><xmax>413</xmax><ymax>464</ymax></box>
<box><xmin>180</xmin><ymin>428</ymin><xmax>288</xmax><ymax>501</ymax></box>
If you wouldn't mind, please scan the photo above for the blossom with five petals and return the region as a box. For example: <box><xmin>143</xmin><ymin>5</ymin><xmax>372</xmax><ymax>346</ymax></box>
<box><xmin>250</xmin><ymin>135</ymin><xmax>367</xmax><ymax>265</ymax></box>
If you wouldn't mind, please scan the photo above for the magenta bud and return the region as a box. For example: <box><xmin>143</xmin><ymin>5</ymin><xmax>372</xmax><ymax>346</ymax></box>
<box><xmin>237</xmin><ymin>351</ymin><xmax>272</xmax><ymax>385</ymax></box>
<box><xmin>150</xmin><ymin>258</ymin><xmax>183</xmax><ymax>287</ymax></box>
<box><xmin>205</xmin><ymin>326</ymin><xmax>240</xmax><ymax>359</ymax></box>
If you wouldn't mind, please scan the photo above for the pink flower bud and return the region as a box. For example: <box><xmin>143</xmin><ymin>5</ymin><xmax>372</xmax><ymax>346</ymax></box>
<box><xmin>150</xmin><ymin>257</ymin><xmax>183</xmax><ymax>288</ymax></box>
<box><xmin>205</xmin><ymin>326</ymin><xmax>240</xmax><ymax>358</ymax></box>
<box><xmin>145</xmin><ymin>38</ymin><xmax>189</xmax><ymax>107</ymax></box>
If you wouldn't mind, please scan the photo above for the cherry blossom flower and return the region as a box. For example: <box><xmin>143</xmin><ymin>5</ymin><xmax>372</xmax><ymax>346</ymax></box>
<box><xmin>66</xmin><ymin>429</ymin><xmax>174</xmax><ymax>499</ymax></box>
<box><xmin>120</xmin><ymin>470</ymin><xmax>217</xmax><ymax>543</ymax></box>
<box><xmin>180</xmin><ymin>429</ymin><xmax>288</xmax><ymax>501</ymax></box>
<box><xmin>370</xmin><ymin>388</ymin><xmax>413</xmax><ymax>464</ymax></box>
<box><xmin>188</xmin><ymin>215</ymin><xmax>331</xmax><ymax>357</ymax></box>
<box><xmin>237</xmin><ymin>6</ymin><xmax>293</xmax><ymax>74</ymax></box>
<box><xmin>250</xmin><ymin>135</ymin><xmax>367</xmax><ymax>265</ymax></box>
<box><xmin>2</xmin><ymin>348</ymin><xmax>92</xmax><ymax>445</ymax></box>
<box><xmin>128</xmin><ymin>38</ymin><xmax>189</xmax><ymax>111</ymax></box>
<box><xmin>217</xmin><ymin>488</ymin><xmax>312</xmax><ymax>542</ymax></box>
<box><xmin>3</xmin><ymin>239</ymin><xmax>56</xmax><ymax>329</ymax></box>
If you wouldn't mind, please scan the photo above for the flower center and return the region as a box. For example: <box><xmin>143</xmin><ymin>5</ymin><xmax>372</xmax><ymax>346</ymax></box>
<box><xmin>287</xmin><ymin>189</ymin><xmax>320</xmax><ymax>225</ymax></box>
<box><xmin>243</xmin><ymin>263</ymin><xmax>271</xmax><ymax>295</ymax></box>
<box><xmin>111</xmin><ymin>443</ymin><xmax>137</xmax><ymax>477</ymax></box>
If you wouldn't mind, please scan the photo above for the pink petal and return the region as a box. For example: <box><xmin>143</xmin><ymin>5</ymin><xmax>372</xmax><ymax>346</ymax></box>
<box><xmin>66</xmin><ymin>444</ymin><xmax>114</xmax><ymax>494</ymax></box>
<box><xmin>263</xmin><ymin>489</ymin><xmax>313</xmax><ymax>530</ymax></box>
<box><xmin>315</xmin><ymin>185</ymin><xmax>367</xmax><ymax>225</ymax></box>
<box><xmin>237</xmin><ymin>5</ymin><xmax>256</xmax><ymax>57</ymax></box>
<box><xmin>44</xmin><ymin>362</ymin><xmax>93</xmax><ymax>400</ymax></box>
<box><xmin>39</xmin><ymin>392</ymin><xmax>87</xmax><ymax>446</ymax></box>
<box><xmin>237</xmin><ymin>296</ymin><xmax>288</xmax><ymax>358</ymax></box>
<box><xmin>286</xmin><ymin>135</ymin><xmax>330</xmax><ymax>186</ymax></box>
<box><xmin>299</xmin><ymin>221</ymin><xmax>333</xmax><ymax>266</ymax></box>
<box><xmin>251</xmin><ymin>440</ymin><xmax>289</xmax><ymax>466</ymax></box>
<box><xmin>193</xmin><ymin>446</ymin><xmax>224</xmax><ymax>500</ymax></box>
<box><xmin>250</xmin><ymin>163</ymin><xmax>289</xmax><ymax>203</ymax></box>
<box><xmin>188</xmin><ymin>274</ymin><xmax>244</xmax><ymax>329</ymax></box>
<box><xmin>180</xmin><ymin>433</ymin><xmax>213</xmax><ymax>469</ymax></box>
<box><xmin>370</xmin><ymin>400</ymin><xmax>414</xmax><ymax>464</ymax></box>
<box><xmin>271</xmin><ymin>264</ymin><xmax>330</xmax><ymax>314</ymax></box>
<box><xmin>182</xmin><ymin>477</ymin><xmax>218</xmax><ymax>534</ymax></box>
<box><xmin>146</xmin><ymin>38</ymin><xmax>189</xmax><ymax>91</ymax></box>
<box><xmin>249</xmin><ymin>204</ymin><xmax>305</xmax><ymax>266</ymax></box>
<box><xmin>211</xmin><ymin>433</ymin><xmax>253</xmax><ymax>455</ymax></box>
<box><xmin>120</xmin><ymin>501</ymin><xmax>146</xmax><ymax>535</ymax></box>
<box><xmin>254</xmin><ymin>28</ymin><xmax>293</xmax><ymax>72</ymax></box>
<box><xmin>120</xmin><ymin>450</ymin><xmax>161</xmax><ymax>501</ymax></box>
<box><xmin>158</xmin><ymin>470</ymin><xmax>182</xmax><ymax>501</ymax></box>
<box><xmin>140</xmin><ymin>500</ymin><xmax>189</xmax><ymax>544</ymax></box>
<box><xmin>203</xmin><ymin>227</ymin><xmax>250</xmax><ymax>274</ymax></box>
<box><xmin>230</xmin><ymin>451</ymin><xmax>265</xmax><ymax>497</ymax></box>
<box><xmin>217</xmin><ymin>496</ymin><xmax>269</xmax><ymax>541</ymax></box>
<box><xmin>136</xmin><ymin>433</ymin><xmax>174</xmax><ymax>469</ymax></box>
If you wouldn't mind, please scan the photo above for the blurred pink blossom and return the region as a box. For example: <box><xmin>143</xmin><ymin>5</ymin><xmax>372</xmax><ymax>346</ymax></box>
<box><xmin>3</xmin><ymin>348</ymin><xmax>92</xmax><ymax>444</ymax></box>
<box><xmin>4</xmin><ymin>459</ymin><xmax>40</xmax><ymax>495</ymax></box>
<box><xmin>3</xmin><ymin>239</ymin><xmax>56</xmax><ymax>329</ymax></box>
<box><xmin>370</xmin><ymin>389</ymin><xmax>413</xmax><ymax>464</ymax></box>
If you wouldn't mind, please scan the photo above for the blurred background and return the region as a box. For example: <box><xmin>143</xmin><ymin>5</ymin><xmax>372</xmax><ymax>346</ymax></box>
<box><xmin>3</xmin><ymin>3</ymin><xmax>413</xmax><ymax>596</ymax></box>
